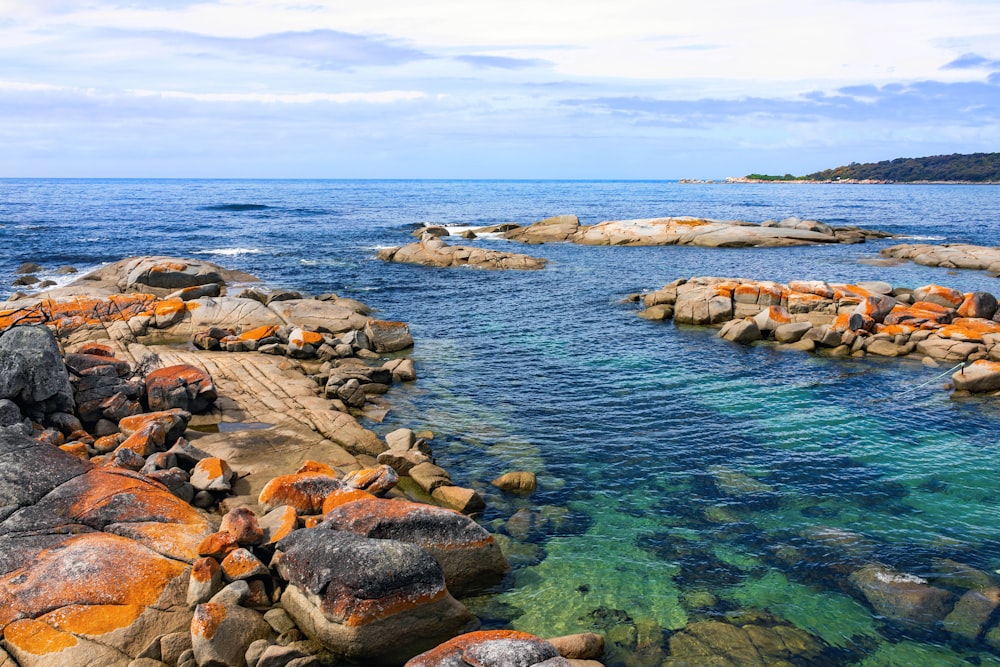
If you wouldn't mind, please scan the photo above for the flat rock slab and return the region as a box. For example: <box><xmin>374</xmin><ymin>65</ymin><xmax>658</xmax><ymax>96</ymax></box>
<box><xmin>881</xmin><ymin>243</ymin><xmax>1000</xmax><ymax>273</ymax></box>
<box><xmin>501</xmin><ymin>215</ymin><xmax>888</xmax><ymax>248</ymax></box>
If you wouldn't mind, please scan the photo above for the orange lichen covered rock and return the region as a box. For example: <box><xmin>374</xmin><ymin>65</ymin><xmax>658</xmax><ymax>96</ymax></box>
<box><xmin>238</xmin><ymin>324</ymin><xmax>279</xmax><ymax>342</ymax></box>
<box><xmin>187</xmin><ymin>557</ymin><xmax>222</xmax><ymax>607</ymax></box>
<box><xmin>118</xmin><ymin>409</ymin><xmax>190</xmax><ymax>446</ymax></box>
<box><xmin>318</xmin><ymin>497</ymin><xmax>508</xmax><ymax>595</ymax></box>
<box><xmin>59</xmin><ymin>442</ymin><xmax>90</xmax><ymax>459</ymax></box>
<box><xmin>0</xmin><ymin>532</ymin><xmax>186</xmax><ymax>628</ymax></box>
<box><xmin>296</xmin><ymin>460</ymin><xmax>340</xmax><ymax>476</ymax></box>
<box><xmin>404</xmin><ymin>630</ymin><xmax>566</xmax><ymax>667</ymax></box>
<box><xmin>937</xmin><ymin>318</ymin><xmax>1000</xmax><ymax>342</ymax></box>
<box><xmin>914</xmin><ymin>284</ymin><xmax>965</xmax><ymax>308</ymax></box>
<box><xmin>342</xmin><ymin>464</ymin><xmax>399</xmax><ymax>497</ymax></box>
<box><xmin>883</xmin><ymin>302</ymin><xmax>956</xmax><ymax>327</ymax></box>
<box><xmin>275</xmin><ymin>529</ymin><xmax>475</xmax><ymax>664</ymax></box>
<box><xmin>189</xmin><ymin>457</ymin><xmax>234</xmax><ymax>492</ymax></box>
<box><xmin>0</xmin><ymin>294</ymin><xmax>158</xmax><ymax>331</ymax></box>
<box><xmin>197</xmin><ymin>531</ymin><xmax>240</xmax><ymax>560</ymax></box>
<box><xmin>259</xmin><ymin>505</ymin><xmax>299</xmax><ymax>545</ymax></box>
<box><xmin>957</xmin><ymin>292</ymin><xmax>999</xmax><ymax>320</ymax></box>
<box><xmin>788</xmin><ymin>280</ymin><xmax>835</xmax><ymax>299</ymax></box>
<box><xmin>258</xmin><ymin>472</ymin><xmax>342</xmax><ymax>514</ymax></box>
<box><xmin>190</xmin><ymin>602</ymin><xmax>270</xmax><ymax>667</ymax></box>
<box><xmin>219</xmin><ymin>507</ymin><xmax>263</xmax><ymax>546</ymax></box>
<box><xmin>145</xmin><ymin>364</ymin><xmax>217</xmax><ymax>413</ymax></box>
<box><xmin>953</xmin><ymin>360</ymin><xmax>1000</xmax><ymax>393</ymax></box>
<box><xmin>220</xmin><ymin>548</ymin><xmax>268</xmax><ymax>582</ymax></box>
<box><xmin>364</xmin><ymin>319</ymin><xmax>414</xmax><ymax>353</ymax></box>
<box><xmin>320</xmin><ymin>488</ymin><xmax>377</xmax><ymax>515</ymax></box>
<box><xmin>116</xmin><ymin>421</ymin><xmax>166</xmax><ymax>457</ymax></box>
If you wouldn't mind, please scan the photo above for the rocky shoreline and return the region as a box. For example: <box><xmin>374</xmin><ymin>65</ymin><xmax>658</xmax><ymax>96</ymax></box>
<box><xmin>880</xmin><ymin>243</ymin><xmax>1000</xmax><ymax>274</ymax></box>
<box><xmin>0</xmin><ymin>257</ymin><xmax>604</xmax><ymax>667</ymax></box>
<box><xmin>636</xmin><ymin>276</ymin><xmax>1000</xmax><ymax>394</ymax></box>
<box><xmin>377</xmin><ymin>232</ymin><xmax>547</xmax><ymax>270</ymax></box>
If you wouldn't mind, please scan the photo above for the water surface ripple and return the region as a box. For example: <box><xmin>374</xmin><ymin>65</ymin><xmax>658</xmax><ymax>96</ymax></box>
<box><xmin>4</xmin><ymin>179</ymin><xmax>1000</xmax><ymax>665</ymax></box>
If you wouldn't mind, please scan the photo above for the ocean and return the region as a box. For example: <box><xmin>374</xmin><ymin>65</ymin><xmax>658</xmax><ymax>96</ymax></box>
<box><xmin>4</xmin><ymin>179</ymin><xmax>1000</xmax><ymax>665</ymax></box>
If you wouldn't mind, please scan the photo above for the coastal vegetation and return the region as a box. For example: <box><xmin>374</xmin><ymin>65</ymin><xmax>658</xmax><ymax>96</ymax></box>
<box><xmin>743</xmin><ymin>152</ymin><xmax>1000</xmax><ymax>183</ymax></box>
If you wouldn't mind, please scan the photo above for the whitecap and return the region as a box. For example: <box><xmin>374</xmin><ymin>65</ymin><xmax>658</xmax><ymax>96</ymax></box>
<box><xmin>900</xmin><ymin>235</ymin><xmax>946</xmax><ymax>241</ymax></box>
<box><xmin>194</xmin><ymin>247</ymin><xmax>264</xmax><ymax>257</ymax></box>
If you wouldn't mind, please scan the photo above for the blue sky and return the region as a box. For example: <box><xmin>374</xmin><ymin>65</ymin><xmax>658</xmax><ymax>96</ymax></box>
<box><xmin>1</xmin><ymin>0</ymin><xmax>999</xmax><ymax>178</ymax></box>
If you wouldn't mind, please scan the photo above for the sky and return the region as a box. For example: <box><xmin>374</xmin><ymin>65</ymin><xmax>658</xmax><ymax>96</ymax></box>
<box><xmin>1</xmin><ymin>0</ymin><xmax>999</xmax><ymax>178</ymax></box>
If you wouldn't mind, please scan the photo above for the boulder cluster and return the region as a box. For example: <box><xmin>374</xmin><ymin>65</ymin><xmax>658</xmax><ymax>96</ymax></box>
<box><xmin>493</xmin><ymin>214</ymin><xmax>890</xmax><ymax>248</ymax></box>
<box><xmin>638</xmin><ymin>276</ymin><xmax>1000</xmax><ymax>393</ymax></box>
<box><xmin>0</xmin><ymin>256</ymin><xmax>608</xmax><ymax>667</ymax></box>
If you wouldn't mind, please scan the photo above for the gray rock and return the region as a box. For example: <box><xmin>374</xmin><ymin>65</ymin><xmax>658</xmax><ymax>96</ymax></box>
<box><xmin>0</xmin><ymin>400</ymin><xmax>20</xmax><ymax>427</ymax></box>
<box><xmin>719</xmin><ymin>318</ymin><xmax>761</xmax><ymax>345</ymax></box>
<box><xmin>773</xmin><ymin>322</ymin><xmax>812</xmax><ymax>343</ymax></box>
<box><xmin>0</xmin><ymin>325</ymin><xmax>75</xmax><ymax>413</ymax></box>
<box><xmin>364</xmin><ymin>320</ymin><xmax>414</xmax><ymax>353</ymax></box>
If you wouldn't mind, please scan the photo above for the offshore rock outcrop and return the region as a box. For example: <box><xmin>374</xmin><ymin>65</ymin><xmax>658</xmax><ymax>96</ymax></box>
<box><xmin>496</xmin><ymin>214</ymin><xmax>890</xmax><ymax>247</ymax></box>
<box><xmin>637</xmin><ymin>276</ymin><xmax>1000</xmax><ymax>394</ymax></box>
<box><xmin>881</xmin><ymin>243</ymin><xmax>1000</xmax><ymax>274</ymax></box>
<box><xmin>377</xmin><ymin>233</ymin><xmax>547</xmax><ymax>270</ymax></box>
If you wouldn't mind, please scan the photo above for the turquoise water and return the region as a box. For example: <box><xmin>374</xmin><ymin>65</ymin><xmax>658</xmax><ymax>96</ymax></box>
<box><xmin>4</xmin><ymin>179</ymin><xmax>1000</xmax><ymax>664</ymax></box>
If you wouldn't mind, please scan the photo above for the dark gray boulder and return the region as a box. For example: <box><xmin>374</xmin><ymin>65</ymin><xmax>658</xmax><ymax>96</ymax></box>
<box><xmin>0</xmin><ymin>325</ymin><xmax>74</xmax><ymax>414</ymax></box>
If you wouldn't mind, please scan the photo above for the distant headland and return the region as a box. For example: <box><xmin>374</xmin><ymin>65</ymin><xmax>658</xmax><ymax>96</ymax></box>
<box><xmin>682</xmin><ymin>152</ymin><xmax>1000</xmax><ymax>184</ymax></box>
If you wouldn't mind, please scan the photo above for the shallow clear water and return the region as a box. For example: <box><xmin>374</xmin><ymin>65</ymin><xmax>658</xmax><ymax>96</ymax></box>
<box><xmin>4</xmin><ymin>179</ymin><xmax>1000</xmax><ymax>665</ymax></box>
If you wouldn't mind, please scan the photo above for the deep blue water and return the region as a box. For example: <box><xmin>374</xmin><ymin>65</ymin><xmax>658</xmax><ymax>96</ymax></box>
<box><xmin>4</xmin><ymin>179</ymin><xmax>1000</xmax><ymax>665</ymax></box>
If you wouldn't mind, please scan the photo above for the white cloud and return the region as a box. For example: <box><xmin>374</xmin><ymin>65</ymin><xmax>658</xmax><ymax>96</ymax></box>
<box><xmin>126</xmin><ymin>88</ymin><xmax>426</xmax><ymax>104</ymax></box>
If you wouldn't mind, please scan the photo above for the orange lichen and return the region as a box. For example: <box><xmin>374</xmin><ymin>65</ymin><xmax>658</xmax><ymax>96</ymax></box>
<box><xmin>116</xmin><ymin>422</ymin><xmax>166</xmax><ymax>457</ymax></box>
<box><xmin>153</xmin><ymin>298</ymin><xmax>186</xmax><ymax>318</ymax></box>
<box><xmin>59</xmin><ymin>442</ymin><xmax>90</xmax><ymax>459</ymax></box>
<box><xmin>191</xmin><ymin>557</ymin><xmax>220</xmax><ymax>583</ymax></box>
<box><xmin>407</xmin><ymin>630</ymin><xmax>541</xmax><ymax>662</ymax></box>
<box><xmin>258</xmin><ymin>472</ymin><xmax>342</xmax><ymax>514</ymax></box>
<box><xmin>733</xmin><ymin>284</ymin><xmax>760</xmax><ymax>301</ymax></box>
<box><xmin>321</xmin><ymin>489</ymin><xmax>377</xmax><ymax>515</ymax></box>
<box><xmin>198</xmin><ymin>531</ymin><xmax>240</xmax><ymax>559</ymax></box>
<box><xmin>0</xmin><ymin>533</ymin><xmax>185</xmax><ymax>627</ymax></box>
<box><xmin>331</xmin><ymin>587</ymin><xmax>446</xmax><ymax>627</ymax></box>
<box><xmin>220</xmin><ymin>508</ymin><xmax>263</xmax><ymax>546</ymax></box>
<box><xmin>118</xmin><ymin>409</ymin><xmax>186</xmax><ymax>437</ymax></box>
<box><xmin>220</xmin><ymin>549</ymin><xmax>266</xmax><ymax>581</ymax></box>
<box><xmin>3</xmin><ymin>619</ymin><xmax>78</xmax><ymax>654</ymax></box>
<box><xmin>296</xmin><ymin>461</ymin><xmax>339</xmax><ymax>476</ymax></box>
<box><xmin>67</xmin><ymin>469</ymin><xmax>206</xmax><ymax>527</ymax></box>
<box><xmin>238</xmin><ymin>325</ymin><xmax>279</xmax><ymax>341</ymax></box>
<box><xmin>191</xmin><ymin>602</ymin><xmax>226</xmax><ymax>640</ymax></box>
<box><xmin>291</xmin><ymin>330</ymin><xmax>324</xmax><ymax>346</ymax></box>
<box><xmin>38</xmin><ymin>604</ymin><xmax>145</xmax><ymax>636</ymax></box>
<box><xmin>76</xmin><ymin>342</ymin><xmax>116</xmax><ymax>357</ymax></box>
<box><xmin>261</xmin><ymin>506</ymin><xmax>298</xmax><ymax>545</ymax></box>
<box><xmin>193</xmin><ymin>457</ymin><xmax>229</xmax><ymax>482</ymax></box>
<box><xmin>938</xmin><ymin>317</ymin><xmax>1000</xmax><ymax>341</ymax></box>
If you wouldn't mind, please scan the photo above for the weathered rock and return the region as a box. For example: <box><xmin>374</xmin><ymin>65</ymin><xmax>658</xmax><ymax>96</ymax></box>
<box><xmin>259</xmin><ymin>505</ymin><xmax>299</xmax><ymax>545</ymax></box>
<box><xmin>145</xmin><ymin>364</ymin><xmax>218</xmax><ymax>413</ymax></box>
<box><xmin>342</xmin><ymin>464</ymin><xmax>399</xmax><ymax>497</ymax></box>
<box><xmin>913</xmin><ymin>284</ymin><xmax>965</xmax><ymax>309</ymax></box>
<box><xmin>319</xmin><ymin>497</ymin><xmax>508</xmax><ymax>595</ymax></box>
<box><xmin>491</xmin><ymin>471</ymin><xmax>537</xmax><ymax>494</ymax></box>
<box><xmin>431</xmin><ymin>486</ymin><xmax>486</xmax><ymax>515</ymax></box>
<box><xmin>121</xmin><ymin>257</ymin><xmax>227</xmax><ymax>292</ymax></box>
<box><xmin>191</xmin><ymin>602</ymin><xmax>271</xmax><ymax>667</ymax></box>
<box><xmin>258</xmin><ymin>472</ymin><xmax>342</xmax><ymax>514</ymax></box>
<box><xmin>952</xmin><ymin>359</ymin><xmax>1000</xmax><ymax>393</ymax></box>
<box><xmin>958</xmin><ymin>291</ymin><xmax>999</xmax><ymax>319</ymax></box>
<box><xmin>266</xmin><ymin>300</ymin><xmax>368</xmax><ymax>335</ymax></box>
<box><xmin>405</xmin><ymin>630</ymin><xmax>569</xmax><ymax>667</ymax></box>
<box><xmin>0</xmin><ymin>324</ymin><xmax>75</xmax><ymax>414</ymax></box>
<box><xmin>773</xmin><ymin>322</ymin><xmax>812</xmax><ymax>343</ymax></box>
<box><xmin>187</xmin><ymin>557</ymin><xmax>223</xmax><ymax>607</ymax></box>
<box><xmin>275</xmin><ymin>529</ymin><xmax>477</xmax><ymax>665</ymax></box>
<box><xmin>408</xmin><ymin>462</ymin><xmax>452</xmax><ymax>493</ymax></box>
<box><xmin>663</xmin><ymin>619</ymin><xmax>822</xmax><ymax>667</ymax></box>
<box><xmin>119</xmin><ymin>409</ymin><xmax>191</xmax><ymax>448</ymax></box>
<box><xmin>503</xmin><ymin>215</ymin><xmax>581</xmax><ymax>243</ymax></box>
<box><xmin>943</xmin><ymin>588</ymin><xmax>1000</xmax><ymax>640</ymax></box>
<box><xmin>220</xmin><ymin>548</ymin><xmax>269</xmax><ymax>582</ymax></box>
<box><xmin>364</xmin><ymin>319</ymin><xmax>414</xmax><ymax>353</ymax></box>
<box><xmin>220</xmin><ymin>507</ymin><xmax>264</xmax><ymax>546</ymax></box>
<box><xmin>719</xmin><ymin>318</ymin><xmax>761</xmax><ymax>344</ymax></box>
<box><xmin>547</xmin><ymin>633</ymin><xmax>605</xmax><ymax>660</ymax></box>
<box><xmin>190</xmin><ymin>457</ymin><xmax>235</xmax><ymax>493</ymax></box>
<box><xmin>383</xmin><ymin>358</ymin><xmax>417</xmax><ymax>382</ymax></box>
<box><xmin>849</xmin><ymin>564</ymin><xmax>955</xmax><ymax>626</ymax></box>
<box><xmin>378</xmin><ymin>235</ymin><xmax>547</xmax><ymax>270</ymax></box>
